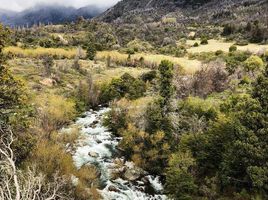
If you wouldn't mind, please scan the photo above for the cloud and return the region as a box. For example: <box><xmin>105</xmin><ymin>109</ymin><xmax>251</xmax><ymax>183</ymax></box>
<box><xmin>0</xmin><ymin>0</ymin><xmax>120</xmax><ymax>11</ymax></box>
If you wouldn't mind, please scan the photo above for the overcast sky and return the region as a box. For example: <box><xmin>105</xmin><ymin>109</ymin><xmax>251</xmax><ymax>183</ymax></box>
<box><xmin>0</xmin><ymin>0</ymin><xmax>120</xmax><ymax>11</ymax></box>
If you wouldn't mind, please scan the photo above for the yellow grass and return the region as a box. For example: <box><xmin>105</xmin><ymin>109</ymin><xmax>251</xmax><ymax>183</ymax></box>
<box><xmin>186</xmin><ymin>39</ymin><xmax>268</xmax><ymax>53</ymax></box>
<box><xmin>97</xmin><ymin>51</ymin><xmax>201</xmax><ymax>74</ymax></box>
<box><xmin>4</xmin><ymin>46</ymin><xmax>81</xmax><ymax>59</ymax></box>
<box><xmin>93</xmin><ymin>67</ymin><xmax>150</xmax><ymax>85</ymax></box>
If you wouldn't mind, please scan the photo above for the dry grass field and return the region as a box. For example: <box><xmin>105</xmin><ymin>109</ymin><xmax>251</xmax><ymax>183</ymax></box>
<box><xmin>97</xmin><ymin>51</ymin><xmax>201</xmax><ymax>74</ymax></box>
<box><xmin>186</xmin><ymin>39</ymin><xmax>268</xmax><ymax>53</ymax></box>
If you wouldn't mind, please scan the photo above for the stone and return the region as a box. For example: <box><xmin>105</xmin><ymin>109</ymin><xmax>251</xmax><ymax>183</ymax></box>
<box><xmin>88</xmin><ymin>151</ymin><xmax>99</xmax><ymax>158</ymax></box>
<box><xmin>108</xmin><ymin>185</ymin><xmax>119</xmax><ymax>192</ymax></box>
<box><xmin>124</xmin><ymin>167</ymin><xmax>143</xmax><ymax>181</ymax></box>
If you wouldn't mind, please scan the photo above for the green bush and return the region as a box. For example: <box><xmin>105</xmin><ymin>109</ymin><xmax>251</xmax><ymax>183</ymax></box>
<box><xmin>100</xmin><ymin>73</ymin><xmax>146</xmax><ymax>103</ymax></box>
<box><xmin>193</xmin><ymin>42</ymin><xmax>199</xmax><ymax>47</ymax></box>
<box><xmin>229</xmin><ymin>45</ymin><xmax>237</xmax><ymax>52</ymax></box>
<box><xmin>215</xmin><ymin>50</ymin><xmax>224</xmax><ymax>56</ymax></box>
<box><xmin>200</xmin><ymin>37</ymin><xmax>208</xmax><ymax>45</ymax></box>
<box><xmin>139</xmin><ymin>70</ymin><xmax>157</xmax><ymax>82</ymax></box>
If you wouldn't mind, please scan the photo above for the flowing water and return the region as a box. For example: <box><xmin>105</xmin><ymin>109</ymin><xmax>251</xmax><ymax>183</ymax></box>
<box><xmin>69</xmin><ymin>107</ymin><xmax>167</xmax><ymax>200</ymax></box>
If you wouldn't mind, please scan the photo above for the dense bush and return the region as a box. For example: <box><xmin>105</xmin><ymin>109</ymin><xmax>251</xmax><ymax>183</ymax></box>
<box><xmin>100</xmin><ymin>73</ymin><xmax>146</xmax><ymax>103</ymax></box>
<box><xmin>229</xmin><ymin>45</ymin><xmax>237</xmax><ymax>52</ymax></box>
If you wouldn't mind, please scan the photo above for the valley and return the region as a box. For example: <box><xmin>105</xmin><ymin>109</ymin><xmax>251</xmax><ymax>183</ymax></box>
<box><xmin>0</xmin><ymin>0</ymin><xmax>268</xmax><ymax>199</ymax></box>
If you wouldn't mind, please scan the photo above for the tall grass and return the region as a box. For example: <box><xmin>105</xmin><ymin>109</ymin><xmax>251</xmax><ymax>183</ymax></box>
<box><xmin>96</xmin><ymin>51</ymin><xmax>201</xmax><ymax>74</ymax></box>
<box><xmin>4</xmin><ymin>46</ymin><xmax>83</xmax><ymax>59</ymax></box>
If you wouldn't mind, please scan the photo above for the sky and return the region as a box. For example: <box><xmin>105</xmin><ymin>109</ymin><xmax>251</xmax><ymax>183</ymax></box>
<box><xmin>0</xmin><ymin>0</ymin><xmax>120</xmax><ymax>11</ymax></box>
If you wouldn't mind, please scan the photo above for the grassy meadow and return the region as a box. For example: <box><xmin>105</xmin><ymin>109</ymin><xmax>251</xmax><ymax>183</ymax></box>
<box><xmin>186</xmin><ymin>39</ymin><xmax>268</xmax><ymax>53</ymax></box>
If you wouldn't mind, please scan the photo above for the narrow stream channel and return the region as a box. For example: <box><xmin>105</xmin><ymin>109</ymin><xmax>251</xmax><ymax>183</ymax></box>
<box><xmin>70</xmin><ymin>107</ymin><xmax>167</xmax><ymax>200</ymax></box>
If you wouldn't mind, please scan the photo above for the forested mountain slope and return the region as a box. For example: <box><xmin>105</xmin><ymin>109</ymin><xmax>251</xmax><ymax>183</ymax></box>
<box><xmin>98</xmin><ymin>0</ymin><xmax>268</xmax><ymax>25</ymax></box>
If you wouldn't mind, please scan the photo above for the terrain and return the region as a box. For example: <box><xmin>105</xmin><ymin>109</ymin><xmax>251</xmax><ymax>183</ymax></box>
<box><xmin>0</xmin><ymin>0</ymin><xmax>268</xmax><ymax>200</ymax></box>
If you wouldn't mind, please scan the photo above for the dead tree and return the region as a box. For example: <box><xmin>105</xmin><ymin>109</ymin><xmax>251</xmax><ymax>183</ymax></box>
<box><xmin>0</xmin><ymin>125</ymin><xmax>71</xmax><ymax>200</ymax></box>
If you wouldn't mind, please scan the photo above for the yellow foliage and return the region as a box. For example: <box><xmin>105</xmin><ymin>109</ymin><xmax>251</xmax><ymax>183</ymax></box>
<box><xmin>30</xmin><ymin>140</ymin><xmax>75</xmax><ymax>178</ymax></box>
<box><xmin>97</xmin><ymin>51</ymin><xmax>201</xmax><ymax>74</ymax></box>
<box><xmin>4</xmin><ymin>46</ymin><xmax>81</xmax><ymax>59</ymax></box>
<box><xmin>35</xmin><ymin>94</ymin><xmax>76</xmax><ymax>133</ymax></box>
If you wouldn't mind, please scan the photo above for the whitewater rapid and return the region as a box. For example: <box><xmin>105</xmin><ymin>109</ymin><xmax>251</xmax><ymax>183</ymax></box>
<box><xmin>70</xmin><ymin>107</ymin><xmax>167</xmax><ymax>200</ymax></box>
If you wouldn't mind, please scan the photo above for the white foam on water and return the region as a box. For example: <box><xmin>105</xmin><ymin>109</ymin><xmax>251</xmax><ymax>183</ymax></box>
<box><xmin>70</xmin><ymin>108</ymin><xmax>167</xmax><ymax>200</ymax></box>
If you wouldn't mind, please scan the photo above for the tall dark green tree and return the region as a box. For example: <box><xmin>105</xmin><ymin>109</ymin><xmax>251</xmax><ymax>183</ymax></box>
<box><xmin>146</xmin><ymin>60</ymin><xmax>174</xmax><ymax>135</ymax></box>
<box><xmin>159</xmin><ymin>60</ymin><xmax>174</xmax><ymax>108</ymax></box>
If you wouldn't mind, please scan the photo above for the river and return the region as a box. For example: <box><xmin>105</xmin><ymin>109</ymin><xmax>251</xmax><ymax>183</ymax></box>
<box><xmin>69</xmin><ymin>107</ymin><xmax>167</xmax><ymax>200</ymax></box>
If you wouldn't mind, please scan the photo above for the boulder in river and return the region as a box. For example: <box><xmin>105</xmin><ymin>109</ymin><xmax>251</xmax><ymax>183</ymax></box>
<box><xmin>88</xmin><ymin>151</ymin><xmax>99</xmax><ymax>158</ymax></box>
<box><xmin>108</xmin><ymin>185</ymin><xmax>120</xmax><ymax>192</ymax></box>
<box><xmin>124</xmin><ymin>167</ymin><xmax>144</xmax><ymax>181</ymax></box>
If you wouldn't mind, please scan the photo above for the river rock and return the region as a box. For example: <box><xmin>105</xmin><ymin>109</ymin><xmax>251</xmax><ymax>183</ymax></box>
<box><xmin>88</xmin><ymin>151</ymin><xmax>99</xmax><ymax>158</ymax></box>
<box><xmin>123</xmin><ymin>167</ymin><xmax>144</xmax><ymax>181</ymax></box>
<box><xmin>141</xmin><ymin>176</ymin><xmax>150</xmax><ymax>185</ymax></box>
<box><xmin>108</xmin><ymin>185</ymin><xmax>120</xmax><ymax>192</ymax></box>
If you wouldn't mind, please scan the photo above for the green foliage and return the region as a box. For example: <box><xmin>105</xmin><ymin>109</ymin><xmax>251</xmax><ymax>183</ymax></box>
<box><xmin>222</xmin><ymin>23</ymin><xmax>236</xmax><ymax>36</ymax></box>
<box><xmin>229</xmin><ymin>45</ymin><xmax>237</xmax><ymax>52</ymax></box>
<box><xmin>252</xmin><ymin>65</ymin><xmax>268</xmax><ymax>112</ymax></box>
<box><xmin>193</xmin><ymin>42</ymin><xmax>199</xmax><ymax>47</ymax></box>
<box><xmin>215</xmin><ymin>50</ymin><xmax>224</xmax><ymax>56</ymax></box>
<box><xmin>179</xmin><ymin>97</ymin><xmax>219</xmax><ymax>121</ymax></box>
<box><xmin>225</xmin><ymin>51</ymin><xmax>251</xmax><ymax>74</ymax></box>
<box><xmin>244</xmin><ymin>55</ymin><xmax>264</xmax><ymax>73</ymax></box>
<box><xmin>159</xmin><ymin>60</ymin><xmax>174</xmax><ymax>105</ymax></box>
<box><xmin>103</xmin><ymin>105</ymin><xmax>128</xmax><ymax>135</ymax></box>
<box><xmin>119</xmin><ymin>124</ymin><xmax>171</xmax><ymax>174</ymax></box>
<box><xmin>42</xmin><ymin>55</ymin><xmax>54</xmax><ymax>76</ymax></box>
<box><xmin>100</xmin><ymin>73</ymin><xmax>146</xmax><ymax>103</ymax></box>
<box><xmin>200</xmin><ymin>37</ymin><xmax>208</xmax><ymax>45</ymax></box>
<box><xmin>86</xmin><ymin>45</ymin><xmax>97</xmax><ymax>60</ymax></box>
<box><xmin>0</xmin><ymin>65</ymin><xmax>27</xmax><ymax>122</ymax></box>
<box><xmin>165</xmin><ymin>151</ymin><xmax>197</xmax><ymax>200</ymax></box>
<box><xmin>139</xmin><ymin>70</ymin><xmax>157</xmax><ymax>82</ymax></box>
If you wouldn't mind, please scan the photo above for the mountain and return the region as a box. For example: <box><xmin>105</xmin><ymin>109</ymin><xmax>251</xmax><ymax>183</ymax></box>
<box><xmin>98</xmin><ymin>0</ymin><xmax>268</xmax><ymax>25</ymax></box>
<box><xmin>0</xmin><ymin>4</ymin><xmax>105</xmax><ymax>27</ymax></box>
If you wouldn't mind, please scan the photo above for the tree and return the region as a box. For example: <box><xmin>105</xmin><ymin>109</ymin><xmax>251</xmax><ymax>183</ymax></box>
<box><xmin>145</xmin><ymin>60</ymin><xmax>174</xmax><ymax>137</ymax></box>
<box><xmin>42</xmin><ymin>55</ymin><xmax>54</xmax><ymax>76</ymax></box>
<box><xmin>165</xmin><ymin>151</ymin><xmax>197</xmax><ymax>200</ymax></box>
<box><xmin>86</xmin><ymin>45</ymin><xmax>97</xmax><ymax>61</ymax></box>
<box><xmin>0</xmin><ymin>24</ymin><xmax>27</xmax><ymax>123</ymax></box>
<box><xmin>252</xmin><ymin>64</ymin><xmax>268</xmax><ymax>113</ymax></box>
<box><xmin>158</xmin><ymin>60</ymin><xmax>174</xmax><ymax>108</ymax></box>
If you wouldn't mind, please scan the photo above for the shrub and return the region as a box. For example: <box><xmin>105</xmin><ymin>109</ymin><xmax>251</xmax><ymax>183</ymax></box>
<box><xmin>103</xmin><ymin>105</ymin><xmax>128</xmax><ymax>135</ymax></box>
<box><xmin>193</xmin><ymin>42</ymin><xmax>199</xmax><ymax>47</ymax></box>
<box><xmin>215</xmin><ymin>50</ymin><xmax>224</xmax><ymax>56</ymax></box>
<box><xmin>36</xmin><ymin>94</ymin><xmax>76</xmax><ymax>134</ymax></box>
<box><xmin>126</xmin><ymin>39</ymin><xmax>153</xmax><ymax>52</ymax></box>
<box><xmin>229</xmin><ymin>45</ymin><xmax>237</xmax><ymax>52</ymax></box>
<box><xmin>86</xmin><ymin>45</ymin><xmax>96</xmax><ymax>60</ymax></box>
<box><xmin>100</xmin><ymin>73</ymin><xmax>146</xmax><ymax>103</ymax></box>
<box><xmin>192</xmin><ymin>60</ymin><xmax>229</xmax><ymax>97</ymax></box>
<box><xmin>139</xmin><ymin>70</ymin><xmax>157</xmax><ymax>82</ymax></box>
<box><xmin>165</xmin><ymin>151</ymin><xmax>197</xmax><ymax>200</ymax></box>
<box><xmin>200</xmin><ymin>37</ymin><xmax>208</xmax><ymax>45</ymax></box>
<box><xmin>29</xmin><ymin>140</ymin><xmax>75</xmax><ymax>179</ymax></box>
<box><xmin>119</xmin><ymin>123</ymin><xmax>171</xmax><ymax>174</ymax></box>
<box><xmin>244</xmin><ymin>55</ymin><xmax>264</xmax><ymax>73</ymax></box>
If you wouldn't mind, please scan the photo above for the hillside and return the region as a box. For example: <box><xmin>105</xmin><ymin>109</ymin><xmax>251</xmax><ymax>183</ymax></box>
<box><xmin>98</xmin><ymin>0</ymin><xmax>268</xmax><ymax>25</ymax></box>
